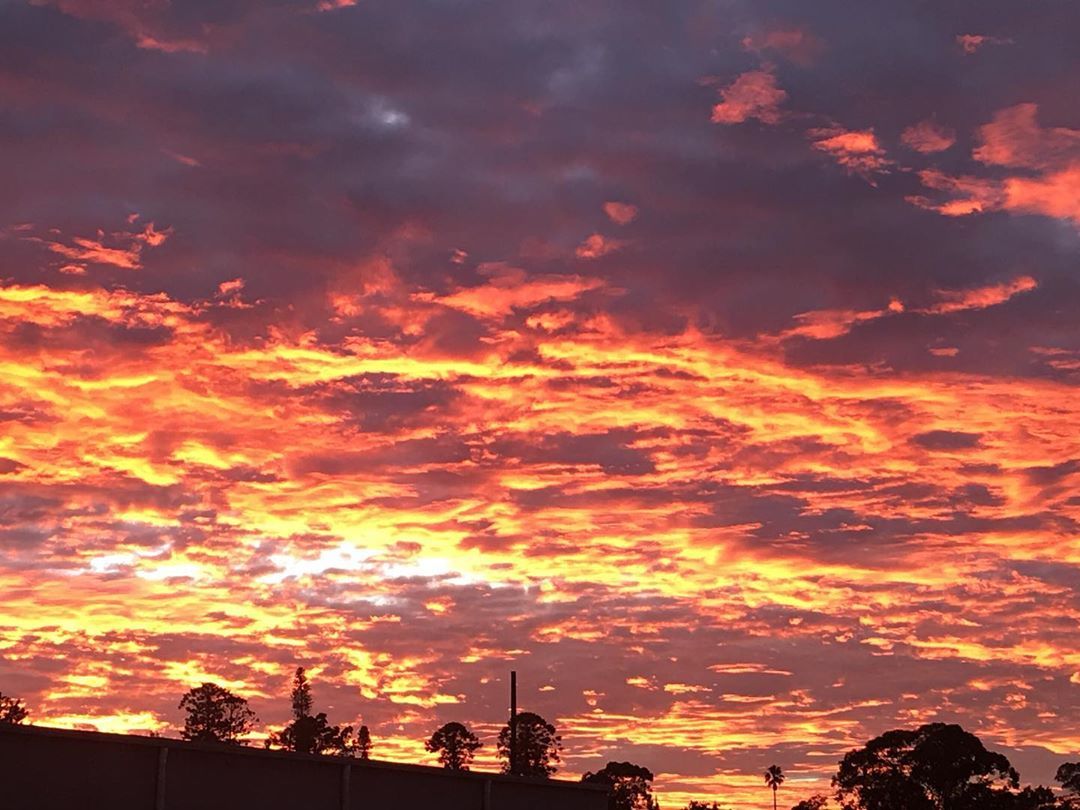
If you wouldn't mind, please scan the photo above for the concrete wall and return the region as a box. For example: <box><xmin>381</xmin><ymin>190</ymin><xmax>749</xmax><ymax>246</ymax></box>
<box><xmin>0</xmin><ymin>724</ymin><xmax>607</xmax><ymax>810</ymax></box>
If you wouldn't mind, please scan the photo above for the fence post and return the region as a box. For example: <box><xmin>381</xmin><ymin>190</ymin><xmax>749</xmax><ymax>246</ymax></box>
<box><xmin>155</xmin><ymin>747</ymin><xmax>168</xmax><ymax>810</ymax></box>
<box><xmin>341</xmin><ymin>762</ymin><xmax>351</xmax><ymax>810</ymax></box>
<box><xmin>482</xmin><ymin>778</ymin><xmax>492</xmax><ymax>810</ymax></box>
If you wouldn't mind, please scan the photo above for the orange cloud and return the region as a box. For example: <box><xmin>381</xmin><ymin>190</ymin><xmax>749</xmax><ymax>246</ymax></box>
<box><xmin>46</xmin><ymin>238</ymin><xmax>143</xmax><ymax>270</ymax></box>
<box><xmin>924</xmin><ymin>276</ymin><xmax>1038</xmax><ymax>315</ymax></box>
<box><xmin>26</xmin><ymin>220</ymin><xmax>172</xmax><ymax>271</ymax></box>
<box><xmin>0</xmin><ymin>283</ymin><xmax>191</xmax><ymax>329</ymax></box>
<box><xmin>34</xmin><ymin>0</ymin><xmax>209</xmax><ymax>53</ymax></box>
<box><xmin>1004</xmin><ymin>165</ymin><xmax>1080</xmax><ymax>224</ymax></box>
<box><xmin>906</xmin><ymin>169</ymin><xmax>1005</xmax><ymax>217</ymax></box>
<box><xmin>575</xmin><ymin>233</ymin><xmax>626</xmax><ymax>260</ymax></box>
<box><xmin>603</xmin><ymin>202</ymin><xmax>638</xmax><ymax>226</ymax></box>
<box><xmin>525</xmin><ymin>309</ymin><xmax>577</xmax><ymax>333</ymax></box>
<box><xmin>163</xmin><ymin>148</ymin><xmax>200</xmax><ymax>166</ymax></box>
<box><xmin>974</xmin><ymin>103</ymin><xmax>1080</xmax><ymax>170</ymax></box>
<box><xmin>134</xmin><ymin>34</ymin><xmax>207</xmax><ymax>54</ymax></box>
<box><xmin>135</xmin><ymin>222</ymin><xmax>170</xmax><ymax>247</ymax></box>
<box><xmin>810</xmin><ymin>128</ymin><xmax>891</xmax><ymax>179</ymax></box>
<box><xmin>911</xmin><ymin>105</ymin><xmax>1080</xmax><ymax>225</ymax></box>
<box><xmin>427</xmin><ymin>263</ymin><xmax>607</xmax><ymax>318</ymax></box>
<box><xmin>901</xmin><ymin>120</ymin><xmax>956</xmax><ymax>154</ymax></box>
<box><xmin>956</xmin><ymin>34</ymin><xmax>1013</xmax><ymax>54</ymax></box>
<box><xmin>710</xmin><ymin>69</ymin><xmax>787</xmax><ymax>126</ymax></box>
<box><xmin>780</xmin><ymin>305</ymin><xmax>896</xmax><ymax>341</ymax></box>
<box><xmin>780</xmin><ymin>277</ymin><xmax>1035</xmax><ymax>341</ymax></box>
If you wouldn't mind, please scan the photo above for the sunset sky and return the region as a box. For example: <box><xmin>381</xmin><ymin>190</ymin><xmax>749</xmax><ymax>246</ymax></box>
<box><xmin>1</xmin><ymin>0</ymin><xmax>1079</xmax><ymax>806</ymax></box>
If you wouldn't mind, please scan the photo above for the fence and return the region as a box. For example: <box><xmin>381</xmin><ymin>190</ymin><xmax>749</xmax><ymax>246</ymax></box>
<box><xmin>0</xmin><ymin>724</ymin><xmax>608</xmax><ymax>810</ymax></box>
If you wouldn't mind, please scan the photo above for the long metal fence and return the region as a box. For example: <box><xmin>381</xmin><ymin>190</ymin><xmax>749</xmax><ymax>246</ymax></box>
<box><xmin>0</xmin><ymin>724</ymin><xmax>607</xmax><ymax>810</ymax></box>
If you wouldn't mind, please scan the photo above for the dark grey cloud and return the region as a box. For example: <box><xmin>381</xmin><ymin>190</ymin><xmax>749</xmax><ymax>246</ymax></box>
<box><xmin>1</xmin><ymin>0</ymin><xmax>1075</xmax><ymax>376</ymax></box>
<box><xmin>911</xmin><ymin>430</ymin><xmax>983</xmax><ymax>451</ymax></box>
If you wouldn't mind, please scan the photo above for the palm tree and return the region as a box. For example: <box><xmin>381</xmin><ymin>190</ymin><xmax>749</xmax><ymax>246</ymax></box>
<box><xmin>764</xmin><ymin>765</ymin><xmax>785</xmax><ymax>810</ymax></box>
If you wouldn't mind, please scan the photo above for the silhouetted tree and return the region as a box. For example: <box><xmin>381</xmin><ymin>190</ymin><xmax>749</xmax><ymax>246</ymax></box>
<box><xmin>266</xmin><ymin>667</ymin><xmax>358</xmax><ymax>756</ymax></box>
<box><xmin>0</xmin><ymin>692</ymin><xmax>28</xmax><ymax>725</ymax></box>
<box><xmin>425</xmin><ymin>721</ymin><xmax>481</xmax><ymax>771</ymax></box>
<box><xmin>497</xmin><ymin>711</ymin><xmax>562</xmax><ymax>778</ymax></box>
<box><xmin>582</xmin><ymin>761</ymin><xmax>659</xmax><ymax>810</ymax></box>
<box><xmin>1009</xmin><ymin>786</ymin><xmax>1060</xmax><ymax>810</ymax></box>
<box><xmin>269</xmin><ymin>713</ymin><xmax>358</xmax><ymax>755</ymax></box>
<box><xmin>685</xmin><ymin>803</ymin><xmax>727</xmax><ymax>810</ymax></box>
<box><xmin>973</xmin><ymin>786</ymin><xmax>1060</xmax><ymax>810</ymax></box>
<box><xmin>791</xmin><ymin>796</ymin><xmax>828</xmax><ymax>810</ymax></box>
<box><xmin>765</xmin><ymin>765</ymin><xmax>785</xmax><ymax>810</ymax></box>
<box><xmin>1059</xmin><ymin>764</ymin><xmax>1080</xmax><ymax>807</ymax></box>
<box><xmin>356</xmin><ymin>725</ymin><xmax>372</xmax><ymax>760</ymax></box>
<box><xmin>833</xmin><ymin>723</ymin><xmax>1020</xmax><ymax>810</ymax></box>
<box><xmin>290</xmin><ymin>666</ymin><xmax>313</xmax><ymax>717</ymax></box>
<box><xmin>178</xmin><ymin>683</ymin><xmax>257</xmax><ymax>744</ymax></box>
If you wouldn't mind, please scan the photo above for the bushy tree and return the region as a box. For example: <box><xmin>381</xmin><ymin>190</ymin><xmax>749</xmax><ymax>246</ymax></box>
<box><xmin>582</xmin><ymin>761</ymin><xmax>659</xmax><ymax>810</ymax></box>
<box><xmin>270</xmin><ymin>713</ymin><xmax>358</xmax><ymax>755</ymax></box>
<box><xmin>178</xmin><ymin>683</ymin><xmax>257</xmax><ymax>744</ymax></box>
<box><xmin>356</xmin><ymin>725</ymin><xmax>372</xmax><ymax>760</ymax></box>
<box><xmin>266</xmin><ymin>667</ymin><xmax>358</xmax><ymax>756</ymax></box>
<box><xmin>685</xmin><ymin>803</ymin><xmax>728</xmax><ymax>810</ymax></box>
<box><xmin>1059</xmin><ymin>764</ymin><xmax>1080</xmax><ymax>807</ymax></box>
<box><xmin>425</xmin><ymin>721</ymin><xmax>481</xmax><ymax>771</ymax></box>
<box><xmin>177</xmin><ymin>683</ymin><xmax>255</xmax><ymax>744</ymax></box>
<box><xmin>967</xmin><ymin>786</ymin><xmax>1060</xmax><ymax>810</ymax></box>
<box><xmin>833</xmin><ymin>723</ymin><xmax>1021</xmax><ymax>810</ymax></box>
<box><xmin>791</xmin><ymin>796</ymin><xmax>829</xmax><ymax>810</ymax></box>
<box><xmin>0</xmin><ymin>692</ymin><xmax>28</xmax><ymax>725</ymax></box>
<box><xmin>497</xmin><ymin>711</ymin><xmax>562</xmax><ymax>778</ymax></box>
<box><xmin>1009</xmin><ymin>787</ymin><xmax>1060</xmax><ymax>810</ymax></box>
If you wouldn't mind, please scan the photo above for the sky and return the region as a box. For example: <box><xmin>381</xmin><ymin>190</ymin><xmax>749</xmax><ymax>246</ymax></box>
<box><xmin>1</xmin><ymin>0</ymin><xmax>1078</xmax><ymax>806</ymax></box>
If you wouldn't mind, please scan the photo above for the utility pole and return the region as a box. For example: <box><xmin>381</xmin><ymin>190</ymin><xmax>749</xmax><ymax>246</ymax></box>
<box><xmin>509</xmin><ymin>670</ymin><xmax>518</xmax><ymax>776</ymax></box>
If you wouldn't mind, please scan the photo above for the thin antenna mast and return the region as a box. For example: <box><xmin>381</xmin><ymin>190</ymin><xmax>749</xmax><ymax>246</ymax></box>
<box><xmin>509</xmin><ymin>670</ymin><xmax>518</xmax><ymax>776</ymax></box>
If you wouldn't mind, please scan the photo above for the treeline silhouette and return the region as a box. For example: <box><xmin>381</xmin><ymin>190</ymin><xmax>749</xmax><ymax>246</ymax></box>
<box><xmin>746</xmin><ymin>725</ymin><xmax>1080</xmax><ymax>810</ymax></box>
<box><xmin>4</xmin><ymin>683</ymin><xmax>1080</xmax><ymax>810</ymax></box>
<box><xmin>0</xmin><ymin>671</ymin><xmax>560</xmax><ymax>777</ymax></box>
